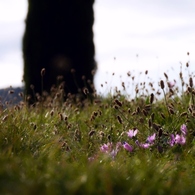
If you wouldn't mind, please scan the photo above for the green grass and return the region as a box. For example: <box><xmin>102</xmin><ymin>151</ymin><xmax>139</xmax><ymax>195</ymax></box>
<box><xmin>1</xmin><ymin>66</ymin><xmax>195</xmax><ymax>194</ymax></box>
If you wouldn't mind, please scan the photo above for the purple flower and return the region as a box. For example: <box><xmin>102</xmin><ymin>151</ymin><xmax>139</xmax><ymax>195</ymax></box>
<box><xmin>169</xmin><ymin>134</ymin><xmax>175</xmax><ymax>147</ymax></box>
<box><xmin>175</xmin><ymin>134</ymin><xmax>186</xmax><ymax>145</ymax></box>
<box><xmin>135</xmin><ymin>140</ymin><xmax>150</xmax><ymax>149</ymax></box>
<box><xmin>100</xmin><ymin>142</ymin><xmax>121</xmax><ymax>159</ymax></box>
<box><xmin>123</xmin><ymin>142</ymin><xmax>133</xmax><ymax>152</ymax></box>
<box><xmin>180</xmin><ymin>124</ymin><xmax>187</xmax><ymax>136</ymax></box>
<box><xmin>139</xmin><ymin>143</ymin><xmax>151</xmax><ymax>149</ymax></box>
<box><xmin>127</xmin><ymin>129</ymin><xmax>138</xmax><ymax>138</ymax></box>
<box><xmin>100</xmin><ymin>143</ymin><xmax>112</xmax><ymax>153</ymax></box>
<box><xmin>146</xmin><ymin>133</ymin><xmax>156</xmax><ymax>144</ymax></box>
<box><xmin>168</xmin><ymin>134</ymin><xmax>175</xmax><ymax>147</ymax></box>
<box><xmin>168</xmin><ymin>80</ymin><xmax>176</xmax><ymax>89</ymax></box>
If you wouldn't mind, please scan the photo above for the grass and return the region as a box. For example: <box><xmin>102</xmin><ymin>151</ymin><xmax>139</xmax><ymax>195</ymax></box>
<box><xmin>1</xmin><ymin>63</ymin><xmax>195</xmax><ymax>194</ymax></box>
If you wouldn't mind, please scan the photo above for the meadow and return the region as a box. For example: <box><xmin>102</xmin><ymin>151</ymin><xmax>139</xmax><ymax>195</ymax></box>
<box><xmin>0</xmin><ymin>61</ymin><xmax>195</xmax><ymax>194</ymax></box>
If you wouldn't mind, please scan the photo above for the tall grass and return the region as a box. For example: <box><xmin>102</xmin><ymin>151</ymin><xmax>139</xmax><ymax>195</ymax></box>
<box><xmin>0</xmin><ymin>61</ymin><xmax>195</xmax><ymax>194</ymax></box>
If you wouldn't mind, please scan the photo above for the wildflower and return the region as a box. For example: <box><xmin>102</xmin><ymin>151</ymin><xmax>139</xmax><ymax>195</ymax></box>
<box><xmin>175</xmin><ymin>134</ymin><xmax>186</xmax><ymax>145</ymax></box>
<box><xmin>180</xmin><ymin>124</ymin><xmax>187</xmax><ymax>136</ymax></box>
<box><xmin>127</xmin><ymin>129</ymin><xmax>138</xmax><ymax>138</ymax></box>
<box><xmin>135</xmin><ymin>140</ymin><xmax>150</xmax><ymax>149</ymax></box>
<box><xmin>123</xmin><ymin>142</ymin><xmax>133</xmax><ymax>152</ymax></box>
<box><xmin>100</xmin><ymin>143</ymin><xmax>112</xmax><ymax>153</ymax></box>
<box><xmin>88</xmin><ymin>156</ymin><xmax>95</xmax><ymax>162</ymax></box>
<box><xmin>100</xmin><ymin>142</ymin><xmax>121</xmax><ymax>159</ymax></box>
<box><xmin>146</xmin><ymin>133</ymin><xmax>156</xmax><ymax>144</ymax></box>
<box><xmin>111</xmin><ymin>142</ymin><xmax>122</xmax><ymax>158</ymax></box>
<box><xmin>169</xmin><ymin>134</ymin><xmax>175</xmax><ymax>147</ymax></box>
<box><xmin>168</xmin><ymin>80</ymin><xmax>176</xmax><ymax>88</ymax></box>
<box><xmin>140</xmin><ymin>143</ymin><xmax>151</xmax><ymax>149</ymax></box>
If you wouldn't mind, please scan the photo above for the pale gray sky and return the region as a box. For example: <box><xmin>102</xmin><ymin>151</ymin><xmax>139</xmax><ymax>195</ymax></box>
<box><xmin>0</xmin><ymin>0</ymin><xmax>194</xmax><ymax>95</ymax></box>
<box><xmin>0</xmin><ymin>0</ymin><xmax>26</xmax><ymax>87</ymax></box>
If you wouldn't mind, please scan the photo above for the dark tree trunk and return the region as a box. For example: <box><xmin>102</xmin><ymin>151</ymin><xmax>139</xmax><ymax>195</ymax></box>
<box><xmin>23</xmin><ymin>0</ymin><xmax>96</xmax><ymax>101</ymax></box>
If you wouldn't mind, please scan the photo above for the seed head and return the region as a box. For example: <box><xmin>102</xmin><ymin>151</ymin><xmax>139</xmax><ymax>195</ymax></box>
<box><xmin>82</xmin><ymin>75</ymin><xmax>86</xmax><ymax>80</ymax></box>
<box><xmin>115</xmin><ymin>99</ymin><xmax>122</xmax><ymax>107</ymax></box>
<box><xmin>122</xmin><ymin>82</ymin><xmax>125</xmax><ymax>90</ymax></box>
<box><xmin>150</xmin><ymin>93</ymin><xmax>154</xmax><ymax>104</ymax></box>
<box><xmin>8</xmin><ymin>90</ymin><xmax>14</xmax><ymax>94</ymax></box>
<box><xmin>93</xmin><ymin>111</ymin><xmax>98</xmax><ymax>117</ymax></box>
<box><xmin>160</xmin><ymin>113</ymin><xmax>165</xmax><ymax>119</ymax></box>
<box><xmin>164</xmin><ymin>73</ymin><xmax>168</xmax><ymax>79</ymax></box>
<box><xmin>180</xmin><ymin>112</ymin><xmax>187</xmax><ymax>117</ymax></box>
<box><xmin>83</xmin><ymin>88</ymin><xmax>89</xmax><ymax>95</ymax></box>
<box><xmin>169</xmin><ymin>108</ymin><xmax>175</xmax><ymax>115</ymax></box>
<box><xmin>2</xmin><ymin>114</ymin><xmax>8</xmax><ymax>122</ymax></box>
<box><xmin>117</xmin><ymin>115</ymin><xmax>123</xmax><ymax>124</ymax></box>
<box><xmin>127</xmin><ymin>71</ymin><xmax>131</xmax><ymax>77</ymax></box>
<box><xmin>131</xmin><ymin>112</ymin><xmax>136</xmax><ymax>116</ymax></box>
<box><xmin>144</xmin><ymin>104</ymin><xmax>151</xmax><ymax>112</ymax></box>
<box><xmin>88</xmin><ymin>130</ymin><xmax>96</xmax><ymax>137</ymax></box>
<box><xmin>159</xmin><ymin>128</ymin><xmax>163</xmax><ymax>137</ymax></box>
<box><xmin>179</xmin><ymin>72</ymin><xmax>183</xmax><ymax>79</ymax></box>
<box><xmin>59</xmin><ymin>113</ymin><xmax>64</xmax><ymax>121</ymax></box>
<box><xmin>41</xmin><ymin>68</ymin><xmax>45</xmax><ymax>76</ymax></box>
<box><xmin>71</xmin><ymin>69</ymin><xmax>75</xmax><ymax>73</ymax></box>
<box><xmin>152</xmin><ymin>123</ymin><xmax>160</xmax><ymax>131</ymax></box>
<box><xmin>188</xmin><ymin>87</ymin><xmax>192</xmax><ymax>93</ymax></box>
<box><xmin>114</xmin><ymin>105</ymin><xmax>119</xmax><ymax>109</ymax></box>
<box><xmin>91</xmin><ymin>69</ymin><xmax>96</xmax><ymax>75</ymax></box>
<box><xmin>160</xmin><ymin>80</ymin><xmax>165</xmax><ymax>89</ymax></box>
<box><xmin>142</xmin><ymin>109</ymin><xmax>148</xmax><ymax>116</ymax></box>
<box><xmin>136</xmin><ymin>107</ymin><xmax>140</xmax><ymax>113</ymax></box>
<box><xmin>50</xmin><ymin>110</ymin><xmax>54</xmax><ymax>117</ymax></box>
<box><xmin>189</xmin><ymin>77</ymin><xmax>193</xmax><ymax>88</ymax></box>
<box><xmin>30</xmin><ymin>85</ymin><xmax>34</xmax><ymax>90</ymax></box>
<box><xmin>18</xmin><ymin>92</ymin><xmax>24</xmax><ymax>97</ymax></box>
<box><xmin>128</xmin><ymin>108</ymin><xmax>131</xmax><ymax>113</ymax></box>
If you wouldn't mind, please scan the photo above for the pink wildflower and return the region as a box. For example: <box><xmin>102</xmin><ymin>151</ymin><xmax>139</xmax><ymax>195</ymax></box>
<box><xmin>180</xmin><ymin>124</ymin><xmax>187</xmax><ymax>136</ymax></box>
<box><xmin>100</xmin><ymin>143</ymin><xmax>112</xmax><ymax>153</ymax></box>
<box><xmin>127</xmin><ymin>129</ymin><xmax>138</xmax><ymax>138</ymax></box>
<box><xmin>168</xmin><ymin>80</ymin><xmax>176</xmax><ymax>89</ymax></box>
<box><xmin>123</xmin><ymin>142</ymin><xmax>133</xmax><ymax>152</ymax></box>
<box><xmin>100</xmin><ymin>142</ymin><xmax>121</xmax><ymax>159</ymax></box>
<box><xmin>169</xmin><ymin>134</ymin><xmax>175</xmax><ymax>147</ymax></box>
<box><xmin>135</xmin><ymin>140</ymin><xmax>150</xmax><ymax>149</ymax></box>
<box><xmin>146</xmin><ymin>133</ymin><xmax>156</xmax><ymax>144</ymax></box>
<box><xmin>139</xmin><ymin>143</ymin><xmax>151</xmax><ymax>149</ymax></box>
<box><xmin>175</xmin><ymin>134</ymin><xmax>186</xmax><ymax>145</ymax></box>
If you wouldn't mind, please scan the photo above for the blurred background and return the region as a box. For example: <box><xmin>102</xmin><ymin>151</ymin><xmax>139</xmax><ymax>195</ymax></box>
<box><xmin>0</xmin><ymin>0</ymin><xmax>195</xmax><ymax>94</ymax></box>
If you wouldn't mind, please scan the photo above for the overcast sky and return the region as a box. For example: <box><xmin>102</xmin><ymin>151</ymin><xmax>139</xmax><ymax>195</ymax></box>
<box><xmin>0</xmin><ymin>0</ymin><xmax>195</xmax><ymax>95</ymax></box>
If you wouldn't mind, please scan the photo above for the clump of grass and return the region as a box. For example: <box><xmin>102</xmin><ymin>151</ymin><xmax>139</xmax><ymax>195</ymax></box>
<box><xmin>1</xmin><ymin>62</ymin><xmax>195</xmax><ymax>194</ymax></box>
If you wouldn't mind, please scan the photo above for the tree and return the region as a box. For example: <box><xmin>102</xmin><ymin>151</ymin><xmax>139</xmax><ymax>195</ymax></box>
<box><xmin>23</xmin><ymin>0</ymin><xmax>96</xmax><ymax>101</ymax></box>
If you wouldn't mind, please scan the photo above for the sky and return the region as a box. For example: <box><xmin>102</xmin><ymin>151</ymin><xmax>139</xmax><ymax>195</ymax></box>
<box><xmin>0</xmin><ymin>0</ymin><xmax>27</xmax><ymax>88</ymax></box>
<box><xmin>0</xmin><ymin>0</ymin><xmax>195</xmax><ymax>95</ymax></box>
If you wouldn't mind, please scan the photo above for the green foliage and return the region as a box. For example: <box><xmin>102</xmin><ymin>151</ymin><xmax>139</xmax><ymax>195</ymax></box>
<box><xmin>1</xmin><ymin>66</ymin><xmax>195</xmax><ymax>194</ymax></box>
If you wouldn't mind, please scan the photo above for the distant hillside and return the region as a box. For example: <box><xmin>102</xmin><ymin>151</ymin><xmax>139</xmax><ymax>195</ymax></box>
<box><xmin>0</xmin><ymin>87</ymin><xmax>23</xmax><ymax>106</ymax></box>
